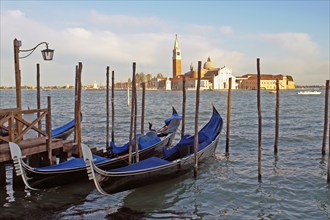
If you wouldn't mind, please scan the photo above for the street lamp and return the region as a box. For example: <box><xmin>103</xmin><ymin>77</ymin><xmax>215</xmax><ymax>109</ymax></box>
<box><xmin>19</xmin><ymin>41</ymin><xmax>55</xmax><ymax>61</ymax></box>
<box><xmin>13</xmin><ymin>38</ymin><xmax>55</xmax><ymax>110</ymax></box>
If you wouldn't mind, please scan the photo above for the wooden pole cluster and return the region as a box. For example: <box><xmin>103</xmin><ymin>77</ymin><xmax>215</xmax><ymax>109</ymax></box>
<box><xmin>322</xmin><ymin>80</ymin><xmax>329</xmax><ymax>155</ymax></box>
<box><xmin>141</xmin><ymin>82</ymin><xmax>146</xmax><ymax>134</ymax></box>
<box><xmin>36</xmin><ymin>64</ymin><xmax>42</xmax><ymax>137</ymax></box>
<box><xmin>225</xmin><ymin>77</ymin><xmax>232</xmax><ymax>154</ymax></box>
<box><xmin>257</xmin><ymin>58</ymin><xmax>262</xmax><ymax>182</ymax></box>
<box><xmin>106</xmin><ymin>67</ymin><xmax>110</xmax><ymax>149</ymax></box>
<box><xmin>74</xmin><ymin>62</ymin><xmax>82</xmax><ymax>157</ymax></box>
<box><xmin>194</xmin><ymin>61</ymin><xmax>201</xmax><ymax>178</ymax></box>
<box><xmin>274</xmin><ymin>79</ymin><xmax>280</xmax><ymax>154</ymax></box>
<box><xmin>182</xmin><ymin>75</ymin><xmax>186</xmax><ymax>137</ymax></box>
<box><xmin>129</xmin><ymin>63</ymin><xmax>139</xmax><ymax>164</ymax></box>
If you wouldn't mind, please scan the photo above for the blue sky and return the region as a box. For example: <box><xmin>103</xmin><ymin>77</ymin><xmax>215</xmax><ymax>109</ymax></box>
<box><xmin>1</xmin><ymin>1</ymin><xmax>329</xmax><ymax>86</ymax></box>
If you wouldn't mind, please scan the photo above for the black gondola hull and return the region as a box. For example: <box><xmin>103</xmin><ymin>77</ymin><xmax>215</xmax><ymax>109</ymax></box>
<box><xmin>94</xmin><ymin>135</ymin><xmax>220</xmax><ymax>194</ymax></box>
<box><xmin>20</xmin><ymin>131</ymin><xmax>176</xmax><ymax>189</ymax></box>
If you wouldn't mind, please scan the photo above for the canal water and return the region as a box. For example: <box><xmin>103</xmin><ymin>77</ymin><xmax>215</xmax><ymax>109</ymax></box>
<box><xmin>0</xmin><ymin>89</ymin><xmax>329</xmax><ymax>219</ymax></box>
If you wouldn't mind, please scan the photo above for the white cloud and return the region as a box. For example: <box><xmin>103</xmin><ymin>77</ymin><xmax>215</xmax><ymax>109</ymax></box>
<box><xmin>7</xmin><ymin>9</ymin><xmax>25</xmax><ymax>18</ymax></box>
<box><xmin>186</xmin><ymin>24</ymin><xmax>216</xmax><ymax>35</ymax></box>
<box><xmin>89</xmin><ymin>10</ymin><xmax>163</xmax><ymax>28</ymax></box>
<box><xmin>219</xmin><ymin>26</ymin><xmax>233</xmax><ymax>35</ymax></box>
<box><xmin>66</xmin><ymin>28</ymin><xmax>92</xmax><ymax>39</ymax></box>
<box><xmin>261</xmin><ymin>32</ymin><xmax>320</xmax><ymax>56</ymax></box>
<box><xmin>256</xmin><ymin>57</ymin><xmax>328</xmax><ymax>85</ymax></box>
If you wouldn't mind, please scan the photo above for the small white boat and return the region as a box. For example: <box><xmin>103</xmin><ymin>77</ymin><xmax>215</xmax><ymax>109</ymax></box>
<box><xmin>298</xmin><ymin>91</ymin><xmax>322</xmax><ymax>95</ymax></box>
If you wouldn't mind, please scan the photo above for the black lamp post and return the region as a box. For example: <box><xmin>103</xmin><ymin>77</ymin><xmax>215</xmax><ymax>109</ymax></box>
<box><xmin>19</xmin><ymin>40</ymin><xmax>55</xmax><ymax>60</ymax></box>
<box><xmin>13</xmin><ymin>38</ymin><xmax>55</xmax><ymax>110</ymax></box>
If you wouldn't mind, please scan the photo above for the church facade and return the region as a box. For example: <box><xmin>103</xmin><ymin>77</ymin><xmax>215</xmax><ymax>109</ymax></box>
<box><xmin>170</xmin><ymin>35</ymin><xmax>236</xmax><ymax>91</ymax></box>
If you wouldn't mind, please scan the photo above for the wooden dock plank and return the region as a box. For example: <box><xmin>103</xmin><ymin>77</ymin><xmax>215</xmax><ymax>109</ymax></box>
<box><xmin>0</xmin><ymin>138</ymin><xmax>74</xmax><ymax>163</ymax></box>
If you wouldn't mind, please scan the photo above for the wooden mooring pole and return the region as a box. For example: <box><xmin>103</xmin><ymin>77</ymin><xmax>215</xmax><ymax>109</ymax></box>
<box><xmin>111</xmin><ymin>70</ymin><xmax>115</xmax><ymax>144</ymax></box>
<box><xmin>106</xmin><ymin>66</ymin><xmax>110</xmax><ymax>149</ymax></box>
<box><xmin>74</xmin><ymin>65</ymin><xmax>78</xmax><ymax>143</ymax></box>
<box><xmin>128</xmin><ymin>63</ymin><xmax>136</xmax><ymax>164</ymax></box>
<box><xmin>225</xmin><ymin>77</ymin><xmax>232</xmax><ymax>154</ymax></box>
<box><xmin>75</xmin><ymin>62</ymin><xmax>82</xmax><ymax>157</ymax></box>
<box><xmin>134</xmin><ymin>65</ymin><xmax>139</xmax><ymax>163</ymax></box>
<box><xmin>141</xmin><ymin>82</ymin><xmax>146</xmax><ymax>135</ymax></box>
<box><xmin>323</xmin><ymin>80</ymin><xmax>330</xmax><ymax>183</ymax></box>
<box><xmin>182</xmin><ymin>75</ymin><xmax>186</xmax><ymax>137</ymax></box>
<box><xmin>46</xmin><ymin>96</ymin><xmax>53</xmax><ymax>165</ymax></box>
<box><xmin>257</xmin><ymin>58</ymin><xmax>262</xmax><ymax>182</ymax></box>
<box><xmin>36</xmin><ymin>64</ymin><xmax>42</xmax><ymax>137</ymax></box>
<box><xmin>274</xmin><ymin>79</ymin><xmax>280</xmax><ymax>154</ymax></box>
<box><xmin>322</xmin><ymin>80</ymin><xmax>329</xmax><ymax>156</ymax></box>
<box><xmin>14</xmin><ymin>38</ymin><xmax>22</xmax><ymax>111</ymax></box>
<box><xmin>13</xmin><ymin>39</ymin><xmax>22</xmax><ymax>141</ymax></box>
<box><xmin>194</xmin><ymin>61</ymin><xmax>201</xmax><ymax>178</ymax></box>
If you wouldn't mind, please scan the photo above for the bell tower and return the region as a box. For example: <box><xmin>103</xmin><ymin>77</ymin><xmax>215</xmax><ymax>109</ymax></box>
<box><xmin>172</xmin><ymin>34</ymin><xmax>182</xmax><ymax>78</ymax></box>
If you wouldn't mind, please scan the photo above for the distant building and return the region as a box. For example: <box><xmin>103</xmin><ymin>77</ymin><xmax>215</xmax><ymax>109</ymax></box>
<box><xmin>171</xmin><ymin>75</ymin><xmax>210</xmax><ymax>90</ymax></box>
<box><xmin>157</xmin><ymin>77</ymin><xmax>171</xmax><ymax>90</ymax></box>
<box><xmin>114</xmin><ymin>81</ymin><xmax>129</xmax><ymax>89</ymax></box>
<box><xmin>170</xmin><ymin>35</ymin><xmax>236</xmax><ymax>91</ymax></box>
<box><xmin>202</xmin><ymin>58</ymin><xmax>236</xmax><ymax>90</ymax></box>
<box><xmin>172</xmin><ymin>34</ymin><xmax>182</xmax><ymax>78</ymax></box>
<box><xmin>237</xmin><ymin>74</ymin><xmax>296</xmax><ymax>90</ymax></box>
<box><xmin>140</xmin><ymin>35</ymin><xmax>296</xmax><ymax>91</ymax></box>
<box><xmin>93</xmin><ymin>81</ymin><xmax>99</xmax><ymax>89</ymax></box>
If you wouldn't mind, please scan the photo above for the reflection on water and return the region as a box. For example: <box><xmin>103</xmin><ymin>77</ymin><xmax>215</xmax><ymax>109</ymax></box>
<box><xmin>1</xmin><ymin>89</ymin><xmax>330</xmax><ymax>219</ymax></box>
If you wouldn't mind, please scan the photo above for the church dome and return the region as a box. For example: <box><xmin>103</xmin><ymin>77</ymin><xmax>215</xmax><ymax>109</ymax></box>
<box><xmin>203</xmin><ymin>56</ymin><xmax>215</xmax><ymax>70</ymax></box>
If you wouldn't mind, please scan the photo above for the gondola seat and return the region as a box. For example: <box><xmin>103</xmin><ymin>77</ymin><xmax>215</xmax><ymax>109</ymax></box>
<box><xmin>163</xmin><ymin>131</ymin><xmax>213</xmax><ymax>160</ymax></box>
<box><xmin>138</xmin><ymin>131</ymin><xmax>161</xmax><ymax>149</ymax></box>
<box><xmin>111</xmin><ymin>157</ymin><xmax>170</xmax><ymax>172</ymax></box>
<box><xmin>34</xmin><ymin>155</ymin><xmax>110</xmax><ymax>171</ymax></box>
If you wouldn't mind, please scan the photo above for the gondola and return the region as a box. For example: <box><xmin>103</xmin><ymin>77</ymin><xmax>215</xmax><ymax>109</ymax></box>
<box><xmin>51</xmin><ymin>115</ymin><xmax>82</xmax><ymax>140</ymax></box>
<box><xmin>9</xmin><ymin>108</ymin><xmax>181</xmax><ymax>190</ymax></box>
<box><xmin>82</xmin><ymin>106</ymin><xmax>223</xmax><ymax>195</ymax></box>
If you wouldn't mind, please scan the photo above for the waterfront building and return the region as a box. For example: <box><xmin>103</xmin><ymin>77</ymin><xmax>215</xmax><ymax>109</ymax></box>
<box><xmin>237</xmin><ymin>74</ymin><xmax>295</xmax><ymax>90</ymax></box>
<box><xmin>156</xmin><ymin>77</ymin><xmax>171</xmax><ymax>90</ymax></box>
<box><xmin>170</xmin><ymin>35</ymin><xmax>235</xmax><ymax>91</ymax></box>
<box><xmin>202</xmin><ymin>58</ymin><xmax>236</xmax><ymax>90</ymax></box>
